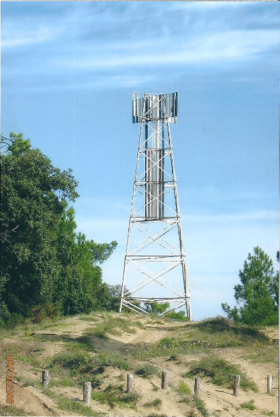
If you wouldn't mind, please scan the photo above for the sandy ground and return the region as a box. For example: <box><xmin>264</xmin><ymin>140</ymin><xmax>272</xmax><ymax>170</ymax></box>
<box><xmin>0</xmin><ymin>314</ymin><xmax>278</xmax><ymax>417</ymax></box>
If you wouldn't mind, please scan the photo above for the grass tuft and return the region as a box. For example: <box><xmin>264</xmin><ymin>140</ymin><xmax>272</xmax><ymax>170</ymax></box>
<box><xmin>92</xmin><ymin>384</ymin><xmax>140</xmax><ymax>409</ymax></box>
<box><xmin>194</xmin><ymin>397</ymin><xmax>209</xmax><ymax>417</ymax></box>
<box><xmin>86</xmin><ymin>315</ymin><xmax>137</xmax><ymax>340</ymax></box>
<box><xmin>144</xmin><ymin>398</ymin><xmax>162</xmax><ymax>408</ymax></box>
<box><xmin>240</xmin><ymin>400</ymin><xmax>256</xmax><ymax>411</ymax></box>
<box><xmin>178</xmin><ymin>380</ymin><xmax>192</xmax><ymax>395</ymax></box>
<box><xmin>135</xmin><ymin>363</ymin><xmax>159</xmax><ymax>378</ymax></box>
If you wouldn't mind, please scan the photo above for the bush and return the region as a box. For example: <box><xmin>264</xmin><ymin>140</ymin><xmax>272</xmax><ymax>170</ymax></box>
<box><xmin>135</xmin><ymin>363</ymin><xmax>159</xmax><ymax>377</ymax></box>
<box><xmin>240</xmin><ymin>400</ymin><xmax>256</xmax><ymax>411</ymax></box>
<box><xmin>185</xmin><ymin>355</ymin><xmax>258</xmax><ymax>392</ymax></box>
<box><xmin>0</xmin><ymin>310</ymin><xmax>25</xmax><ymax>329</ymax></box>
<box><xmin>167</xmin><ymin>310</ymin><xmax>188</xmax><ymax>321</ymax></box>
<box><xmin>30</xmin><ymin>303</ymin><xmax>62</xmax><ymax>323</ymax></box>
<box><xmin>51</xmin><ymin>351</ymin><xmax>91</xmax><ymax>372</ymax></box>
<box><xmin>144</xmin><ymin>398</ymin><xmax>162</xmax><ymax>408</ymax></box>
<box><xmin>92</xmin><ymin>385</ymin><xmax>140</xmax><ymax>408</ymax></box>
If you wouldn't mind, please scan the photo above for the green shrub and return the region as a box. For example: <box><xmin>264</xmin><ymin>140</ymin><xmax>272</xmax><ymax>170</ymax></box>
<box><xmin>167</xmin><ymin>310</ymin><xmax>188</xmax><ymax>321</ymax></box>
<box><xmin>178</xmin><ymin>380</ymin><xmax>191</xmax><ymax>395</ymax></box>
<box><xmin>92</xmin><ymin>385</ymin><xmax>140</xmax><ymax>408</ymax></box>
<box><xmin>51</xmin><ymin>351</ymin><xmax>91</xmax><ymax>372</ymax></box>
<box><xmin>185</xmin><ymin>355</ymin><xmax>258</xmax><ymax>392</ymax></box>
<box><xmin>93</xmin><ymin>352</ymin><xmax>132</xmax><ymax>371</ymax></box>
<box><xmin>144</xmin><ymin>398</ymin><xmax>162</xmax><ymax>408</ymax></box>
<box><xmin>194</xmin><ymin>397</ymin><xmax>209</xmax><ymax>417</ymax></box>
<box><xmin>0</xmin><ymin>311</ymin><xmax>25</xmax><ymax>329</ymax></box>
<box><xmin>135</xmin><ymin>363</ymin><xmax>159</xmax><ymax>377</ymax></box>
<box><xmin>240</xmin><ymin>400</ymin><xmax>256</xmax><ymax>411</ymax></box>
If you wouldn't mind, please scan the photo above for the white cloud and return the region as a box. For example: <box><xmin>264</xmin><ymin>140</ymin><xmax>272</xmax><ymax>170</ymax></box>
<box><xmin>1</xmin><ymin>24</ymin><xmax>61</xmax><ymax>48</ymax></box>
<box><xmin>53</xmin><ymin>29</ymin><xmax>279</xmax><ymax>72</ymax></box>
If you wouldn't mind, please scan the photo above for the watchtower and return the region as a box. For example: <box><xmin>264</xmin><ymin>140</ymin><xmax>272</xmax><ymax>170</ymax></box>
<box><xmin>119</xmin><ymin>92</ymin><xmax>191</xmax><ymax>318</ymax></box>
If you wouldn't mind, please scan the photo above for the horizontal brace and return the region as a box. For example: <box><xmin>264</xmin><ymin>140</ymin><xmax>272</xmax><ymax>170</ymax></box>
<box><xmin>131</xmin><ymin>217</ymin><xmax>179</xmax><ymax>222</ymax></box>
<box><xmin>129</xmin><ymin>297</ymin><xmax>187</xmax><ymax>302</ymax></box>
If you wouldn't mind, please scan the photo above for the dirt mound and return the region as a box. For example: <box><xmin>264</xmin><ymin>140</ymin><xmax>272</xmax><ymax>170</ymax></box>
<box><xmin>0</xmin><ymin>313</ymin><xmax>278</xmax><ymax>416</ymax></box>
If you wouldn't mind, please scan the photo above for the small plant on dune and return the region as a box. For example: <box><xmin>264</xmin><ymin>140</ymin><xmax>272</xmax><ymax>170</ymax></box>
<box><xmin>144</xmin><ymin>398</ymin><xmax>162</xmax><ymax>409</ymax></box>
<box><xmin>260</xmin><ymin>411</ymin><xmax>275</xmax><ymax>416</ymax></box>
<box><xmin>194</xmin><ymin>397</ymin><xmax>209</xmax><ymax>417</ymax></box>
<box><xmin>184</xmin><ymin>355</ymin><xmax>258</xmax><ymax>392</ymax></box>
<box><xmin>178</xmin><ymin>380</ymin><xmax>192</xmax><ymax>395</ymax></box>
<box><xmin>16</xmin><ymin>376</ymin><xmax>40</xmax><ymax>389</ymax></box>
<box><xmin>92</xmin><ymin>384</ymin><xmax>140</xmax><ymax>409</ymax></box>
<box><xmin>50</xmin><ymin>351</ymin><xmax>91</xmax><ymax>372</ymax></box>
<box><xmin>240</xmin><ymin>400</ymin><xmax>256</xmax><ymax>411</ymax></box>
<box><xmin>45</xmin><ymin>389</ymin><xmax>97</xmax><ymax>416</ymax></box>
<box><xmin>0</xmin><ymin>404</ymin><xmax>37</xmax><ymax>416</ymax></box>
<box><xmin>177</xmin><ymin>380</ymin><xmax>192</xmax><ymax>404</ymax></box>
<box><xmin>78</xmin><ymin>316</ymin><xmax>99</xmax><ymax>322</ymax></box>
<box><xmin>135</xmin><ymin>363</ymin><xmax>159</xmax><ymax>378</ymax></box>
<box><xmin>85</xmin><ymin>315</ymin><xmax>136</xmax><ymax>339</ymax></box>
<box><xmin>66</xmin><ymin>336</ymin><xmax>95</xmax><ymax>352</ymax></box>
<box><xmin>94</xmin><ymin>351</ymin><xmax>132</xmax><ymax>371</ymax></box>
<box><xmin>147</xmin><ymin>414</ymin><xmax>168</xmax><ymax>417</ymax></box>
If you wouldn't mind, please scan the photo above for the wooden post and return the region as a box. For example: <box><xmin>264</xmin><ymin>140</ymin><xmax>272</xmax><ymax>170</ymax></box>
<box><xmin>161</xmin><ymin>371</ymin><xmax>167</xmax><ymax>389</ymax></box>
<box><xmin>233</xmin><ymin>375</ymin><xmax>240</xmax><ymax>397</ymax></box>
<box><xmin>194</xmin><ymin>377</ymin><xmax>201</xmax><ymax>398</ymax></box>
<box><xmin>127</xmin><ymin>374</ymin><xmax>133</xmax><ymax>393</ymax></box>
<box><xmin>83</xmin><ymin>382</ymin><xmax>91</xmax><ymax>404</ymax></box>
<box><xmin>42</xmin><ymin>370</ymin><xmax>49</xmax><ymax>389</ymax></box>
<box><xmin>267</xmin><ymin>375</ymin><xmax>273</xmax><ymax>394</ymax></box>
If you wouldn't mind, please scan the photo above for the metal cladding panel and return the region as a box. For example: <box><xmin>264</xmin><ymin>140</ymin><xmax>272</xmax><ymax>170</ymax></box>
<box><xmin>132</xmin><ymin>92</ymin><xmax>178</xmax><ymax>123</ymax></box>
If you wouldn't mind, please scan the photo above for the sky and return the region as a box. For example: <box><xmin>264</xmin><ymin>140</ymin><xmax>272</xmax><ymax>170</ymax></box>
<box><xmin>1</xmin><ymin>1</ymin><xmax>279</xmax><ymax>320</ymax></box>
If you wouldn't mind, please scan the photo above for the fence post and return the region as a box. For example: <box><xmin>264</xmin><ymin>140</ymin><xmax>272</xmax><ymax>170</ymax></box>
<box><xmin>127</xmin><ymin>374</ymin><xmax>133</xmax><ymax>393</ymax></box>
<box><xmin>267</xmin><ymin>375</ymin><xmax>273</xmax><ymax>394</ymax></box>
<box><xmin>42</xmin><ymin>370</ymin><xmax>49</xmax><ymax>389</ymax></box>
<box><xmin>161</xmin><ymin>371</ymin><xmax>167</xmax><ymax>389</ymax></box>
<box><xmin>83</xmin><ymin>382</ymin><xmax>92</xmax><ymax>404</ymax></box>
<box><xmin>194</xmin><ymin>377</ymin><xmax>201</xmax><ymax>398</ymax></box>
<box><xmin>233</xmin><ymin>375</ymin><xmax>240</xmax><ymax>397</ymax></box>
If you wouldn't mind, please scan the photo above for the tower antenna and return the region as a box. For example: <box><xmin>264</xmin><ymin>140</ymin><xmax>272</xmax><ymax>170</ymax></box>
<box><xmin>120</xmin><ymin>92</ymin><xmax>191</xmax><ymax>318</ymax></box>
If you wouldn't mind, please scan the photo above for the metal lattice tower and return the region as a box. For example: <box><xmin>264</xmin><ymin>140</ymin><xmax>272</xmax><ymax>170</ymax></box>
<box><xmin>119</xmin><ymin>92</ymin><xmax>191</xmax><ymax>318</ymax></box>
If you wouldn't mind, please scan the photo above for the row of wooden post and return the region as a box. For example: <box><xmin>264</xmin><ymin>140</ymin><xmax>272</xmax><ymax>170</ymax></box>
<box><xmin>41</xmin><ymin>370</ymin><xmax>274</xmax><ymax>404</ymax></box>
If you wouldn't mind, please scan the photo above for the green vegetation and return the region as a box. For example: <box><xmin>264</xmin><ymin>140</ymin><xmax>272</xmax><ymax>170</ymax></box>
<box><xmin>178</xmin><ymin>380</ymin><xmax>192</xmax><ymax>395</ymax></box>
<box><xmin>92</xmin><ymin>385</ymin><xmax>140</xmax><ymax>409</ymax></box>
<box><xmin>0</xmin><ymin>404</ymin><xmax>37</xmax><ymax>416</ymax></box>
<box><xmin>16</xmin><ymin>375</ymin><xmax>40</xmax><ymax>389</ymax></box>
<box><xmin>240</xmin><ymin>400</ymin><xmax>256</xmax><ymax>411</ymax></box>
<box><xmin>144</xmin><ymin>302</ymin><xmax>188</xmax><ymax>322</ymax></box>
<box><xmin>0</xmin><ymin>133</ymin><xmax>117</xmax><ymax>327</ymax></box>
<box><xmin>194</xmin><ymin>397</ymin><xmax>209</xmax><ymax>417</ymax></box>
<box><xmin>260</xmin><ymin>411</ymin><xmax>275</xmax><ymax>416</ymax></box>
<box><xmin>243</xmin><ymin>339</ymin><xmax>278</xmax><ymax>363</ymax></box>
<box><xmin>93</xmin><ymin>351</ymin><xmax>132</xmax><ymax>371</ymax></box>
<box><xmin>143</xmin><ymin>398</ymin><xmax>162</xmax><ymax>408</ymax></box>
<box><xmin>48</xmin><ymin>349</ymin><xmax>132</xmax><ymax>390</ymax></box>
<box><xmin>166</xmin><ymin>310</ymin><xmax>189</xmax><ymax>321</ymax></box>
<box><xmin>50</xmin><ymin>350</ymin><xmax>91</xmax><ymax>371</ymax></box>
<box><xmin>184</xmin><ymin>355</ymin><xmax>258</xmax><ymax>392</ymax></box>
<box><xmin>45</xmin><ymin>389</ymin><xmax>98</xmax><ymax>416</ymax></box>
<box><xmin>222</xmin><ymin>247</ymin><xmax>278</xmax><ymax>326</ymax></box>
<box><xmin>86</xmin><ymin>315</ymin><xmax>137</xmax><ymax>339</ymax></box>
<box><xmin>132</xmin><ymin>316</ymin><xmax>273</xmax><ymax>361</ymax></box>
<box><xmin>135</xmin><ymin>363</ymin><xmax>159</xmax><ymax>377</ymax></box>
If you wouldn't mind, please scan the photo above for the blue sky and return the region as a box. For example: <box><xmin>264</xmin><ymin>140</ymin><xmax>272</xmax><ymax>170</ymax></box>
<box><xmin>1</xmin><ymin>1</ymin><xmax>279</xmax><ymax>320</ymax></box>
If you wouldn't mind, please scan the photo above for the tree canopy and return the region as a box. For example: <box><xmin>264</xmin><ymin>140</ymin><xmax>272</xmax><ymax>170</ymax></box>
<box><xmin>1</xmin><ymin>133</ymin><xmax>117</xmax><ymax>325</ymax></box>
<box><xmin>222</xmin><ymin>247</ymin><xmax>278</xmax><ymax>326</ymax></box>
